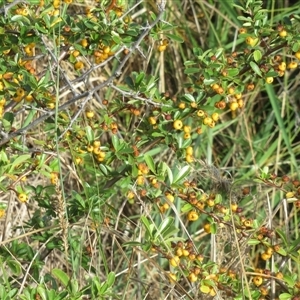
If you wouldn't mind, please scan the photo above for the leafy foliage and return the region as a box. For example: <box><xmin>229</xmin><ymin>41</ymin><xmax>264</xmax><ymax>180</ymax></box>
<box><xmin>0</xmin><ymin>0</ymin><xmax>300</xmax><ymax>299</ymax></box>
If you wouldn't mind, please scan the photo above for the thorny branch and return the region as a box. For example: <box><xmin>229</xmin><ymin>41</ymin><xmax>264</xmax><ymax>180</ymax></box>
<box><xmin>0</xmin><ymin>7</ymin><xmax>166</xmax><ymax>147</ymax></box>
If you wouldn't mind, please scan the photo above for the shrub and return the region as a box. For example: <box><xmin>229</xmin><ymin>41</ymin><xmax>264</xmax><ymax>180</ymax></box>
<box><xmin>0</xmin><ymin>0</ymin><xmax>300</xmax><ymax>299</ymax></box>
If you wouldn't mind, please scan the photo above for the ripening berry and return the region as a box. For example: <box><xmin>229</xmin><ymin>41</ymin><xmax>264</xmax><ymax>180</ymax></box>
<box><xmin>231</xmin><ymin>203</ymin><xmax>238</xmax><ymax>212</ymax></box>
<box><xmin>234</xmin><ymin>93</ymin><xmax>242</xmax><ymax>100</ymax></box>
<box><xmin>136</xmin><ymin>175</ymin><xmax>145</xmax><ymax>186</ymax></box>
<box><xmin>81</xmin><ymin>39</ymin><xmax>88</xmax><ymax>48</ymax></box>
<box><xmin>228</xmin><ymin>86</ymin><xmax>235</xmax><ymax>95</ymax></box>
<box><xmin>186</xmin><ymin>154</ymin><xmax>193</xmax><ymax>163</ymax></box>
<box><xmin>158</xmin><ymin>44</ymin><xmax>167</xmax><ymax>52</ymax></box>
<box><xmin>278</xmin><ymin>62</ymin><xmax>286</xmax><ymax>71</ymax></box>
<box><xmin>245</xmin><ymin>36</ymin><xmax>258</xmax><ymax>47</ymax></box>
<box><xmin>178</xmin><ymin>102</ymin><xmax>186</xmax><ymax>109</ymax></box>
<box><xmin>165</xmin><ymin>192</ymin><xmax>175</xmax><ymax>203</ymax></box>
<box><xmin>239</xmin><ymin>27</ymin><xmax>247</xmax><ymax>34</ymax></box>
<box><xmin>265</xmin><ymin>77</ymin><xmax>273</xmax><ymax>84</ymax></box>
<box><xmin>186</xmin><ymin>146</ymin><xmax>193</xmax><ymax>155</ymax></box>
<box><xmin>203</xmin><ymin>223</ymin><xmax>211</xmax><ymax>233</ymax></box>
<box><xmin>261</xmin><ymin>252</ymin><xmax>271</xmax><ymax>261</ymax></box>
<box><xmin>71</xmin><ymin>50</ymin><xmax>80</xmax><ymax>58</ymax></box>
<box><xmin>173</xmin><ymin>120</ymin><xmax>183</xmax><ymax>130</ymax></box>
<box><xmin>295</xmin><ymin>51</ymin><xmax>300</xmax><ymax>60</ymax></box>
<box><xmin>203</xmin><ymin>117</ymin><xmax>213</xmax><ymax>126</ymax></box>
<box><xmin>74</xmin><ymin>61</ymin><xmax>84</xmax><ymax>70</ymax></box>
<box><xmin>168</xmin><ymin>272</ymin><xmax>177</xmax><ymax>283</ymax></box>
<box><xmin>188</xmin><ymin>272</ymin><xmax>198</xmax><ymax>282</ymax></box>
<box><xmin>190</xmin><ymin>102</ymin><xmax>197</xmax><ymax>108</ymax></box>
<box><xmin>229</xmin><ymin>102</ymin><xmax>239</xmax><ymax>111</ymax></box>
<box><xmin>85</xmin><ymin>110</ymin><xmax>94</xmax><ymax>118</ymax></box>
<box><xmin>237</xmin><ymin>99</ymin><xmax>244</xmax><ymax>108</ymax></box>
<box><xmin>187</xmin><ymin>211</ymin><xmax>199</xmax><ymax>221</ymax></box>
<box><xmin>279</xmin><ymin>29</ymin><xmax>287</xmax><ymax>37</ymax></box>
<box><xmin>169</xmin><ymin>255</ymin><xmax>180</xmax><ymax>267</ymax></box>
<box><xmin>287</xmin><ymin>61</ymin><xmax>298</xmax><ymax>69</ymax></box>
<box><xmin>18</xmin><ymin>193</ymin><xmax>28</xmax><ymax>203</ymax></box>
<box><xmin>148</xmin><ymin>116</ymin><xmax>157</xmax><ymax>125</ymax></box>
<box><xmin>176</xmin><ymin>247</ymin><xmax>183</xmax><ymax>257</ymax></box>
<box><xmin>93</xmin><ymin>140</ymin><xmax>101</xmax><ymax>148</ymax></box>
<box><xmin>211</xmin><ymin>112</ymin><xmax>219</xmax><ymax>122</ymax></box>
<box><xmin>183</xmin><ymin>125</ymin><xmax>191</xmax><ymax>133</ymax></box>
<box><xmin>50</xmin><ymin>172</ymin><xmax>59</xmax><ymax>185</ymax></box>
<box><xmin>197</xmin><ymin>110</ymin><xmax>205</xmax><ymax>117</ymax></box>
<box><xmin>286</xmin><ymin>191</ymin><xmax>295</xmax><ymax>198</ymax></box>
<box><xmin>184</xmin><ymin>132</ymin><xmax>191</xmax><ymax>139</ymax></box>
<box><xmin>252</xmin><ymin>276</ymin><xmax>263</xmax><ymax>286</ymax></box>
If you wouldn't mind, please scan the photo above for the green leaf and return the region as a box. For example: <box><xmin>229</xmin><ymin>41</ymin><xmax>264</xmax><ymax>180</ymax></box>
<box><xmin>279</xmin><ymin>293</ymin><xmax>292</xmax><ymax>300</ymax></box>
<box><xmin>106</xmin><ymin>272</ymin><xmax>115</xmax><ymax>288</ymax></box>
<box><xmin>140</xmin><ymin>216</ymin><xmax>153</xmax><ymax>239</ymax></box>
<box><xmin>144</xmin><ymin>154</ymin><xmax>156</xmax><ymax>174</ymax></box>
<box><xmin>165</xmin><ymin>33</ymin><xmax>184</xmax><ymax>43</ymax></box>
<box><xmin>275</xmin><ymin>229</ymin><xmax>288</xmax><ymax>246</ymax></box>
<box><xmin>247</xmin><ymin>239</ymin><xmax>261</xmax><ymax>245</ymax></box>
<box><xmin>9</xmin><ymin>154</ymin><xmax>31</xmax><ymax>173</ymax></box>
<box><xmin>183</xmin><ymin>94</ymin><xmax>195</xmax><ymax>102</ymax></box>
<box><xmin>227</xmin><ymin>68</ymin><xmax>239</xmax><ymax>77</ymax></box>
<box><xmin>173</xmin><ymin>165</ymin><xmax>190</xmax><ymax>184</ymax></box>
<box><xmin>184</xmin><ymin>68</ymin><xmax>200</xmax><ymax>74</ymax></box>
<box><xmin>249</xmin><ymin>61</ymin><xmax>262</xmax><ymax>77</ymax></box>
<box><xmin>7</xmin><ymin>259</ymin><xmax>21</xmax><ymax>276</ymax></box>
<box><xmin>52</xmin><ymin>268</ymin><xmax>70</xmax><ymax>287</ymax></box>
<box><xmin>253</xmin><ymin>49</ymin><xmax>262</xmax><ymax>62</ymax></box>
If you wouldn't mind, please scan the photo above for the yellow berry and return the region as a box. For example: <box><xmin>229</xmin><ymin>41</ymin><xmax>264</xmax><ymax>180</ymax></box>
<box><xmin>229</xmin><ymin>102</ymin><xmax>239</xmax><ymax>111</ymax></box>
<box><xmin>234</xmin><ymin>93</ymin><xmax>242</xmax><ymax>100</ymax></box>
<box><xmin>265</xmin><ymin>77</ymin><xmax>274</xmax><ymax>84</ymax></box>
<box><xmin>188</xmin><ymin>273</ymin><xmax>198</xmax><ymax>282</ymax></box>
<box><xmin>278</xmin><ymin>62</ymin><xmax>286</xmax><ymax>71</ymax></box>
<box><xmin>136</xmin><ymin>175</ymin><xmax>145</xmax><ymax>185</ymax></box>
<box><xmin>295</xmin><ymin>51</ymin><xmax>300</xmax><ymax>60</ymax></box>
<box><xmin>168</xmin><ymin>272</ymin><xmax>177</xmax><ymax>283</ymax></box>
<box><xmin>158</xmin><ymin>44</ymin><xmax>167</xmax><ymax>52</ymax></box>
<box><xmin>18</xmin><ymin>193</ymin><xmax>28</xmax><ymax>203</ymax></box>
<box><xmin>186</xmin><ymin>146</ymin><xmax>193</xmax><ymax>155</ymax></box>
<box><xmin>127</xmin><ymin>191</ymin><xmax>135</xmax><ymax>199</ymax></box>
<box><xmin>203</xmin><ymin>223</ymin><xmax>211</xmax><ymax>233</ymax></box>
<box><xmin>173</xmin><ymin>120</ymin><xmax>183</xmax><ymax>130</ymax></box>
<box><xmin>186</xmin><ymin>154</ymin><xmax>193</xmax><ymax>163</ymax></box>
<box><xmin>169</xmin><ymin>255</ymin><xmax>180</xmax><ymax>267</ymax></box>
<box><xmin>286</xmin><ymin>191</ymin><xmax>295</xmax><ymax>198</ymax></box>
<box><xmin>74</xmin><ymin>61</ymin><xmax>84</xmax><ymax>70</ymax></box>
<box><xmin>245</xmin><ymin>36</ymin><xmax>258</xmax><ymax>47</ymax></box>
<box><xmin>184</xmin><ymin>132</ymin><xmax>191</xmax><ymax>139</ymax></box>
<box><xmin>261</xmin><ymin>252</ymin><xmax>271</xmax><ymax>261</ymax></box>
<box><xmin>72</xmin><ymin>50</ymin><xmax>80</xmax><ymax>57</ymax></box>
<box><xmin>252</xmin><ymin>276</ymin><xmax>263</xmax><ymax>287</ymax></box>
<box><xmin>197</xmin><ymin>110</ymin><xmax>205</xmax><ymax>117</ymax></box>
<box><xmin>178</xmin><ymin>102</ymin><xmax>186</xmax><ymax>109</ymax></box>
<box><xmin>85</xmin><ymin>110</ymin><xmax>94</xmax><ymax>118</ymax></box>
<box><xmin>287</xmin><ymin>61</ymin><xmax>298</xmax><ymax>69</ymax></box>
<box><xmin>165</xmin><ymin>192</ymin><xmax>175</xmax><ymax>203</ymax></box>
<box><xmin>81</xmin><ymin>39</ymin><xmax>88</xmax><ymax>48</ymax></box>
<box><xmin>211</xmin><ymin>112</ymin><xmax>219</xmax><ymax>122</ymax></box>
<box><xmin>279</xmin><ymin>30</ymin><xmax>287</xmax><ymax>37</ymax></box>
<box><xmin>183</xmin><ymin>125</ymin><xmax>191</xmax><ymax>133</ymax></box>
<box><xmin>203</xmin><ymin>117</ymin><xmax>213</xmax><ymax>126</ymax></box>
<box><xmin>93</xmin><ymin>140</ymin><xmax>101</xmax><ymax>148</ymax></box>
<box><xmin>148</xmin><ymin>116</ymin><xmax>157</xmax><ymax>125</ymax></box>
<box><xmin>187</xmin><ymin>211</ymin><xmax>199</xmax><ymax>221</ymax></box>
